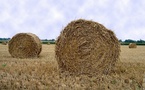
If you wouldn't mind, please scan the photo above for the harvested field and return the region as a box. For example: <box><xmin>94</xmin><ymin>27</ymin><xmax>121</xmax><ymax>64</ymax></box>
<box><xmin>0</xmin><ymin>45</ymin><xmax>145</xmax><ymax>89</ymax></box>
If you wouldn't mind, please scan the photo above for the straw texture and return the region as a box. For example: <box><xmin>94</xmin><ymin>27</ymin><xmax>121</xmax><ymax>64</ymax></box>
<box><xmin>55</xmin><ymin>19</ymin><xmax>120</xmax><ymax>76</ymax></box>
<box><xmin>8</xmin><ymin>33</ymin><xmax>42</xmax><ymax>58</ymax></box>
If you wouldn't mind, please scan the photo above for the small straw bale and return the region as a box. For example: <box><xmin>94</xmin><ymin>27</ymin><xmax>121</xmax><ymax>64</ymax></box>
<box><xmin>129</xmin><ymin>43</ymin><xmax>137</xmax><ymax>48</ymax></box>
<box><xmin>8</xmin><ymin>33</ymin><xmax>42</xmax><ymax>58</ymax></box>
<box><xmin>1</xmin><ymin>41</ymin><xmax>7</xmax><ymax>45</ymax></box>
<box><xmin>55</xmin><ymin>19</ymin><xmax>120</xmax><ymax>76</ymax></box>
<box><xmin>47</xmin><ymin>42</ymin><xmax>50</xmax><ymax>45</ymax></box>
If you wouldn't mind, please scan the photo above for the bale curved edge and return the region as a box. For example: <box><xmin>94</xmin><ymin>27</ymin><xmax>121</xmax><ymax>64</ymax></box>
<box><xmin>8</xmin><ymin>33</ymin><xmax>42</xmax><ymax>58</ymax></box>
<box><xmin>55</xmin><ymin>19</ymin><xmax>120</xmax><ymax>76</ymax></box>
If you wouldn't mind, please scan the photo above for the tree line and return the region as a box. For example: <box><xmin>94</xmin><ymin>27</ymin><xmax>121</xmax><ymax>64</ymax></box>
<box><xmin>0</xmin><ymin>38</ymin><xmax>56</xmax><ymax>44</ymax></box>
<box><xmin>0</xmin><ymin>38</ymin><xmax>145</xmax><ymax>45</ymax></box>
<box><xmin>119</xmin><ymin>39</ymin><xmax>145</xmax><ymax>45</ymax></box>
<box><xmin>0</xmin><ymin>38</ymin><xmax>55</xmax><ymax>40</ymax></box>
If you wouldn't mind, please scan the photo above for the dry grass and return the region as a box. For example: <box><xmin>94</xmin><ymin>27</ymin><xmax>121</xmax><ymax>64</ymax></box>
<box><xmin>120</xmin><ymin>45</ymin><xmax>145</xmax><ymax>62</ymax></box>
<box><xmin>0</xmin><ymin>45</ymin><xmax>145</xmax><ymax>89</ymax></box>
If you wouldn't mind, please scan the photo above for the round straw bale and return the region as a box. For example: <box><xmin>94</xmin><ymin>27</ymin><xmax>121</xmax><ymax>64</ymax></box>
<box><xmin>1</xmin><ymin>41</ymin><xmax>7</xmax><ymax>45</ymax></box>
<box><xmin>129</xmin><ymin>43</ymin><xmax>137</xmax><ymax>48</ymax></box>
<box><xmin>8</xmin><ymin>33</ymin><xmax>42</xmax><ymax>58</ymax></box>
<box><xmin>47</xmin><ymin>42</ymin><xmax>50</xmax><ymax>45</ymax></box>
<box><xmin>55</xmin><ymin>19</ymin><xmax>120</xmax><ymax>76</ymax></box>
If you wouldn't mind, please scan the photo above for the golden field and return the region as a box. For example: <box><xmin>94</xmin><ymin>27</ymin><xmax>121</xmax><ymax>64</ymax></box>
<box><xmin>0</xmin><ymin>44</ymin><xmax>145</xmax><ymax>90</ymax></box>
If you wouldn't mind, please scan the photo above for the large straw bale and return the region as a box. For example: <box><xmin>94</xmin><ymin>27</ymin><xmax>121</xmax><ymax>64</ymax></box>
<box><xmin>8</xmin><ymin>33</ymin><xmax>42</xmax><ymax>58</ymax></box>
<box><xmin>55</xmin><ymin>19</ymin><xmax>120</xmax><ymax>76</ymax></box>
<box><xmin>129</xmin><ymin>43</ymin><xmax>137</xmax><ymax>48</ymax></box>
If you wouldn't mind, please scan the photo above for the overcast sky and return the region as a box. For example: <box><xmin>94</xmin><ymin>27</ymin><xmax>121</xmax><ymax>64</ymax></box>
<box><xmin>0</xmin><ymin>0</ymin><xmax>145</xmax><ymax>40</ymax></box>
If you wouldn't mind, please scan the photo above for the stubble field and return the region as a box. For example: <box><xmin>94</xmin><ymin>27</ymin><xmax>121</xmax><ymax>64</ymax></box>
<box><xmin>0</xmin><ymin>44</ymin><xmax>145</xmax><ymax>90</ymax></box>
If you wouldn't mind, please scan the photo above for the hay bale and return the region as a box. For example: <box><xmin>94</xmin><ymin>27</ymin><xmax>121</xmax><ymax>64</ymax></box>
<box><xmin>55</xmin><ymin>19</ymin><xmax>120</xmax><ymax>76</ymax></box>
<box><xmin>47</xmin><ymin>42</ymin><xmax>50</xmax><ymax>45</ymax></box>
<box><xmin>1</xmin><ymin>41</ymin><xmax>7</xmax><ymax>45</ymax></box>
<box><xmin>8</xmin><ymin>33</ymin><xmax>42</xmax><ymax>58</ymax></box>
<box><xmin>129</xmin><ymin>43</ymin><xmax>137</xmax><ymax>48</ymax></box>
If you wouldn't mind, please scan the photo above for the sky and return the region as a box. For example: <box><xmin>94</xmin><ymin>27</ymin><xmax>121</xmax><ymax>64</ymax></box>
<box><xmin>0</xmin><ymin>0</ymin><xmax>145</xmax><ymax>40</ymax></box>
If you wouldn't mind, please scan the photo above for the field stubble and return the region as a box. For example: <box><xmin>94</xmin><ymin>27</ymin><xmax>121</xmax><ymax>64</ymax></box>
<box><xmin>0</xmin><ymin>45</ymin><xmax>145</xmax><ymax>90</ymax></box>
